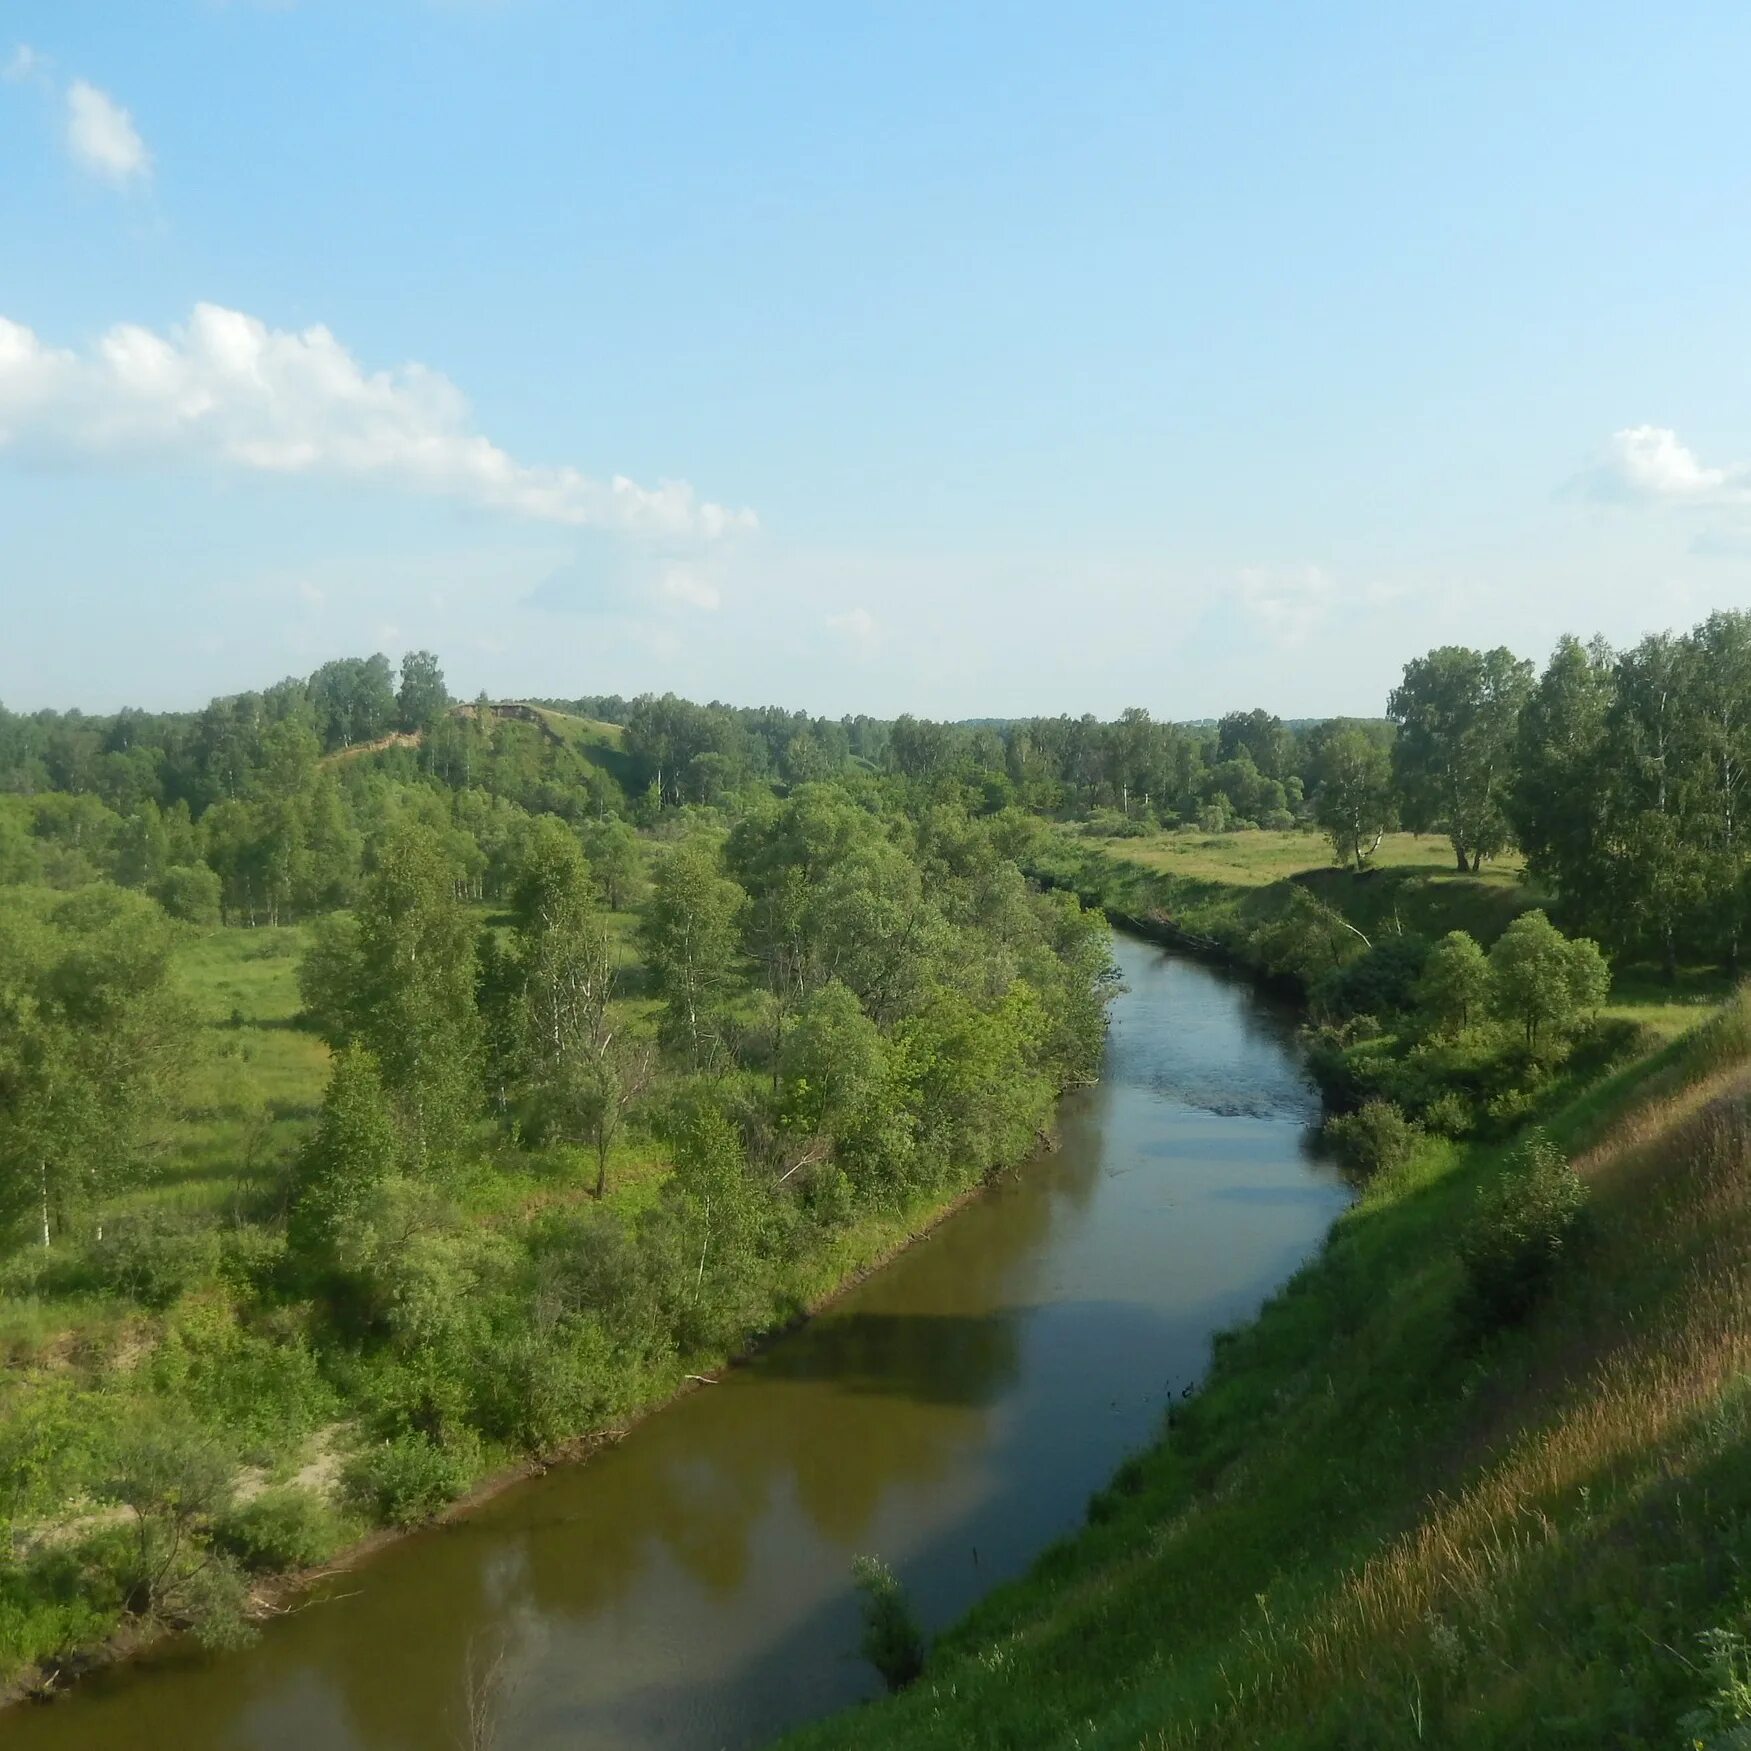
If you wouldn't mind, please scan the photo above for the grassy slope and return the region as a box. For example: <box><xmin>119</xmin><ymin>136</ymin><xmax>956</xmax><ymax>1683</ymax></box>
<box><xmin>783</xmin><ymin>832</ymin><xmax>1751</xmax><ymax>1751</ymax></box>
<box><xmin>511</xmin><ymin>702</ymin><xmax>640</xmax><ymax>792</ymax></box>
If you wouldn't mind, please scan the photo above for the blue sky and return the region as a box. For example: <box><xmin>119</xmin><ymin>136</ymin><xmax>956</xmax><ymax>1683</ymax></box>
<box><xmin>3</xmin><ymin>1</ymin><xmax>1750</xmax><ymax>719</ymax></box>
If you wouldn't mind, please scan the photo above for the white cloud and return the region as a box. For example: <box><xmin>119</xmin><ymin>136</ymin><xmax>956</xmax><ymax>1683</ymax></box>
<box><xmin>1585</xmin><ymin>425</ymin><xmax>1751</xmax><ymax>506</ymax></box>
<box><xmin>65</xmin><ymin>79</ymin><xmax>150</xmax><ymax>184</ymax></box>
<box><xmin>655</xmin><ymin>565</ymin><xmax>721</xmax><ymax>611</ymax></box>
<box><xmin>1235</xmin><ymin>564</ymin><xmax>1332</xmax><ymax>647</ymax></box>
<box><xmin>3</xmin><ymin>43</ymin><xmax>42</xmax><ymax>83</ymax></box>
<box><xmin>0</xmin><ymin>303</ymin><xmax>757</xmax><ymax>538</ymax></box>
<box><xmin>827</xmin><ymin>605</ymin><xmax>879</xmax><ymax>648</ymax></box>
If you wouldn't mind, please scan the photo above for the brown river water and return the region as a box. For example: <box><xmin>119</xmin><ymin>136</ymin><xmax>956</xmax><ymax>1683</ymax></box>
<box><xmin>11</xmin><ymin>934</ymin><xmax>1347</xmax><ymax>1750</ymax></box>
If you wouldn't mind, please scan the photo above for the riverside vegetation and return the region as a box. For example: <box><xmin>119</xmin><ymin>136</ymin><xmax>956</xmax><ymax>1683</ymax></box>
<box><xmin>1</xmin><ymin>611</ymin><xmax>1750</xmax><ymax>1747</ymax></box>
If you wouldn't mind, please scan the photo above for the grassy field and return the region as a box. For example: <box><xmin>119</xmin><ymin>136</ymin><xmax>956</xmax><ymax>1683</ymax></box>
<box><xmin>1046</xmin><ymin>825</ymin><xmax>1724</xmax><ymax>1042</ymax></box>
<box><xmin>783</xmin><ymin>843</ymin><xmax>1751</xmax><ymax>1750</ymax></box>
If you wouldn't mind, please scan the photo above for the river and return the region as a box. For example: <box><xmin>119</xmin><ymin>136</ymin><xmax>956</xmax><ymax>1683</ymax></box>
<box><xmin>12</xmin><ymin>934</ymin><xmax>1347</xmax><ymax>1751</ymax></box>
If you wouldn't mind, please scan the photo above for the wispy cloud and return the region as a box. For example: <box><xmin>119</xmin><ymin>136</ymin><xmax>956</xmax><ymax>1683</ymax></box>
<box><xmin>655</xmin><ymin>564</ymin><xmax>721</xmax><ymax>610</ymax></box>
<box><xmin>1235</xmin><ymin>564</ymin><xmax>1333</xmax><ymax>647</ymax></box>
<box><xmin>826</xmin><ymin>605</ymin><xmax>879</xmax><ymax>649</ymax></box>
<box><xmin>65</xmin><ymin>78</ymin><xmax>150</xmax><ymax>184</ymax></box>
<box><xmin>3</xmin><ymin>43</ymin><xmax>43</xmax><ymax>84</ymax></box>
<box><xmin>1580</xmin><ymin>425</ymin><xmax>1751</xmax><ymax>506</ymax></box>
<box><xmin>0</xmin><ymin>303</ymin><xmax>758</xmax><ymax>538</ymax></box>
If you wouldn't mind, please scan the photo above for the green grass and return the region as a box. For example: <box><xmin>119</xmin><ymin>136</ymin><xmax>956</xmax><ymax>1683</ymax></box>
<box><xmin>512</xmin><ymin>702</ymin><xmax>640</xmax><ymax>792</ymax></box>
<box><xmin>783</xmin><ymin>983</ymin><xmax>1751</xmax><ymax>1750</ymax></box>
<box><xmin>146</xmin><ymin>924</ymin><xmax>330</xmax><ymax>1218</ymax></box>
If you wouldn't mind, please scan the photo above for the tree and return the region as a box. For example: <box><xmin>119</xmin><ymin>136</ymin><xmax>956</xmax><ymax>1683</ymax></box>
<box><xmin>1685</xmin><ymin>611</ymin><xmax>1751</xmax><ymax>972</ymax></box>
<box><xmin>1389</xmin><ymin>646</ymin><xmax>1533</xmax><ymax>870</ymax></box>
<box><xmin>581</xmin><ymin>817</ymin><xmax>644</xmax><ymax>910</ymax></box>
<box><xmin>639</xmin><ymin>835</ymin><xmax>747</xmax><ymax>1062</ymax></box>
<box><xmin>508</xmin><ymin>818</ymin><xmax>616</xmax><ymax>1104</ymax></box>
<box><xmin>290</xmin><ymin>1046</ymin><xmax>399</xmax><ymax>1263</ymax></box>
<box><xmin>0</xmin><ymin>887</ymin><xmax>194</xmax><ymax>1246</ymax></box>
<box><xmin>1416</xmin><ymin>930</ymin><xmax>1490</xmax><ymax>1033</ymax></box>
<box><xmin>666</xmin><ymin>1103</ymin><xmax>761</xmax><ymax>1342</ymax></box>
<box><xmin>396</xmin><ymin>650</ymin><xmax>449</xmax><ymax>734</ymax></box>
<box><xmin>345</xmin><ymin>825</ymin><xmax>483</xmax><ymax>1163</ymax></box>
<box><xmin>1596</xmin><ymin>633</ymin><xmax>1708</xmax><ymax>980</ymax></box>
<box><xmin>569</xmin><ymin>1036</ymin><xmax>656</xmax><ymax>1201</ymax></box>
<box><xmin>1487</xmin><ymin>910</ymin><xmax>1610</xmax><ymax>1050</ymax></box>
<box><xmin>1217</xmin><ymin>708</ymin><xmax>1294</xmax><ymax>782</ymax></box>
<box><xmin>1508</xmin><ymin>635</ymin><xmax>1615</xmax><ymax>915</ymax></box>
<box><xmin>1311</xmin><ymin>728</ymin><xmax>1394</xmax><ymax>869</ymax></box>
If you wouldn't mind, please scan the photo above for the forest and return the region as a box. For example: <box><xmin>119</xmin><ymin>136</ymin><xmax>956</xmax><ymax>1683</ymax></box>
<box><xmin>0</xmin><ymin>609</ymin><xmax>1746</xmax><ymax>1697</ymax></box>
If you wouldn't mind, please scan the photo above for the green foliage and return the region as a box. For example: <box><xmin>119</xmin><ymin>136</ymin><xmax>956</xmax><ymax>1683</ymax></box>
<box><xmin>339</xmin><ymin>823</ymin><xmax>483</xmax><ymax>1160</ymax></box>
<box><xmin>149</xmin><ymin>1304</ymin><xmax>335</xmax><ymax>1458</ymax></box>
<box><xmin>1311</xmin><ymin>934</ymin><xmax>1428</xmax><ymax>1021</ymax></box>
<box><xmin>1389</xmin><ymin>644</ymin><xmax>1533</xmax><ymax>869</ymax></box>
<box><xmin>104</xmin><ymin>1416</ymin><xmax>254</xmax><ymax>1647</ymax></box>
<box><xmin>1416</xmin><ymin>929</ymin><xmax>1491</xmax><ymax>1034</ymax></box>
<box><xmin>852</xmin><ymin>1555</ymin><xmax>926</xmax><ymax>1691</ymax></box>
<box><xmin>211</xmin><ymin>1485</ymin><xmax>343</xmax><ymax>1575</ymax></box>
<box><xmin>1457</xmin><ymin>1131</ymin><xmax>1587</xmax><ymax>1331</ymax></box>
<box><xmin>343</xmin><ymin>1433</ymin><xmax>472</xmax><ymax>1528</ymax></box>
<box><xmin>0</xmin><ymin>884</ymin><xmax>196</xmax><ymax>1246</ymax></box>
<box><xmin>152</xmin><ymin>862</ymin><xmax>223</xmax><ymax>925</ymax></box>
<box><xmin>1679</xmin><ymin>1627</ymin><xmax>1751</xmax><ymax>1750</ymax></box>
<box><xmin>1310</xmin><ymin>726</ymin><xmax>1394</xmax><ymax>870</ymax></box>
<box><xmin>289</xmin><ymin>1045</ymin><xmax>399</xmax><ymax>1264</ymax></box>
<box><xmin>1322</xmin><ymin>1098</ymin><xmax>1419</xmax><ymax>1178</ymax></box>
<box><xmin>640</xmin><ymin>833</ymin><xmax>747</xmax><ymax>1062</ymax></box>
<box><xmin>93</xmin><ymin>1211</ymin><xmax>221</xmax><ymax>1308</ymax></box>
<box><xmin>1487</xmin><ymin>908</ymin><xmax>1610</xmax><ymax>1049</ymax></box>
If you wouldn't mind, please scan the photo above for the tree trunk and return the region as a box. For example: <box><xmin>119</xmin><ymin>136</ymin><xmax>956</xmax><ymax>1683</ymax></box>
<box><xmin>1453</xmin><ymin>842</ymin><xmax>1470</xmax><ymax>871</ymax></box>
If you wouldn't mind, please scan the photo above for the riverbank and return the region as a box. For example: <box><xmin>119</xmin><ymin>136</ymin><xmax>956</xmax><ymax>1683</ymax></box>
<box><xmin>0</xmin><ymin>930</ymin><xmax>1346</xmax><ymax>1751</ymax></box>
<box><xmin>1028</xmin><ymin>826</ymin><xmax>1536</xmax><ymax>978</ymax></box>
<box><xmin>0</xmin><ymin>1117</ymin><xmax>1056</xmax><ymax>1712</ymax></box>
<box><xmin>781</xmin><ymin>842</ymin><xmax>1751</xmax><ymax>1749</ymax></box>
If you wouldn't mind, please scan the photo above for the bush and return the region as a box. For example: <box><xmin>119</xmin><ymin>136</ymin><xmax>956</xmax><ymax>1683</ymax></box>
<box><xmin>343</xmin><ymin>1433</ymin><xmax>472</xmax><ymax>1528</ymax></box>
<box><xmin>1323</xmin><ymin>1099</ymin><xmax>1420</xmax><ymax>1178</ymax></box>
<box><xmin>466</xmin><ymin>1324</ymin><xmax>613</xmax><ymax>1454</ymax></box>
<box><xmin>93</xmin><ymin>1212</ymin><xmax>221</xmax><ymax>1309</ymax></box>
<box><xmin>1457</xmin><ymin>1132</ymin><xmax>1587</xmax><ymax>1331</ymax></box>
<box><xmin>150</xmin><ymin>1304</ymin><xmax>336</xmax><ymax>1459</ymax></box>
<box><xmin>1420</xmin><ymin>1090</ymin><xmax>1475</xmax><ymax>1138</ymax></box>
<box><xmin>1312</xmin><ymin>935</ymin><xmax>1430</xmax><ymax>1023</ymax></box>
<box><xmin>212</xmin><ymin>1486</ymin><xmax>342</xmax><ymax>1575</ymax></box>
<box><xmin>852</xmin><ymin>1555</ymin><xmax>925</xmax><ymax>1691</ymax></box>
<box><xmin>151</xmin><ymin>863</ymin><xmax>222</xmax><ymax>926</ymax></box>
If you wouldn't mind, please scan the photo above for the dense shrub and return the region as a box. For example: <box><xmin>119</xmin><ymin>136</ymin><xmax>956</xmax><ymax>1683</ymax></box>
<box><xmin>1311</xmin><ymin>935</ymin><xmax>1430</xmax><ymax>1022</ymax></box>
<box><xmin>1419</xmin><ymin>1090</ymin><xmax>1474</xmax><ymax>1138</ymax></box>
<box><xmin>93</xmin><ymin>1213</ymin><xmax>221</xmax><ymax>1309</ymax></box>
<box><xmin>150</xmin><ymin>1304</ymin><xmax>336</xmax><ymax>1459</ymax></box>
<box><xmin>466</xmin><ymin>1323</ymin><xmax>615</xmax><ymax>1454</ymax></box>
<box><xmin>343</xmin><ymin>1433</ymin><xmax>472</xmax><ymax>1527</ymax></box>
<box><xmin>151</xmin><ymin>864</ymin><xmax>222</xmax><ymax>926</ymax></box>
<box><xmin>1457</xmin><ymin>1132</ymin><xmax>1588</xmax><ymax>1331</ymax></box>
<box><xmin>852</xmin><ymin>1555</ymin><xmax>926</xmax><ymax>1691</ymax></box>
<box><xmin>1322</xmin><ymin>1099</ymin><xmax>1420</xmax><ymax>1178</ymax></box>
<box><xmin>212</xmin><ymin>1486</ymin><xmax>342</xmax><ymax>1575</ymax></box>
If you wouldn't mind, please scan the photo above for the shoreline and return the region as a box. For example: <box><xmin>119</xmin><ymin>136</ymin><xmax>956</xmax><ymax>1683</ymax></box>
<box><xmin>4</xmin><ymin>1101</ymin><xmax>1059</xmax><ymax>1713</ymax></box>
